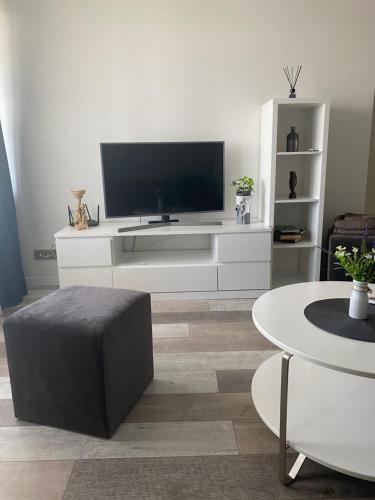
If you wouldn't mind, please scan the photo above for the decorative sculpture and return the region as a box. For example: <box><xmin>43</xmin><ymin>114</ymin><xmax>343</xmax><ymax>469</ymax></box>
<box><xmin>289</xmin><ymin>171</ymin><xmax>297</xmax><ymax>199</ymax></box>
<box><xmin>71</xmin><ymin>189</ymin><xmax>88</xmax><ymax>230</ymax></box>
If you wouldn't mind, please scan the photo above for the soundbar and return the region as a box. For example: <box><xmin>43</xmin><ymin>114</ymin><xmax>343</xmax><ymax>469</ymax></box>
<box><xmin>169</xmin><ymin>221</ymin><xmax>223</xmax><ymax>226</ymax></box>
<box><xmin>118</xmin><ymin>221</ymin><xmax>223</xmax><ymax>233</ymax></box>
<box><xmin>118</xmin><ymin>223</ymin><xmax>169</xmax><ymax>233</ymax></box>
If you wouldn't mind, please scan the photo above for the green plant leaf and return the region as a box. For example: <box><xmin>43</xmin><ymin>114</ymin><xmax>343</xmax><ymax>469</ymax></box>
<box><xmin>231</xmin><ymin>176</ymin><xmax>255</xmax><ymax>194</ymax></box>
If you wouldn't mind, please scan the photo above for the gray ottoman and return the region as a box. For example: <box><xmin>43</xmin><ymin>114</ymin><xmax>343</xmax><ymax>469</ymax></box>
<box><xmin>3</xmin><ymin>286</ymin><xmax>154</xmax><ymax>438</ymax></box>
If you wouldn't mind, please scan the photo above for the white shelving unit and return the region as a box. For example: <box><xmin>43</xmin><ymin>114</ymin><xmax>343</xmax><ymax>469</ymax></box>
<box><xmin>259</xmin><ymin>98</ymin><xmax>330</xmax><ymax>287</ymax></box>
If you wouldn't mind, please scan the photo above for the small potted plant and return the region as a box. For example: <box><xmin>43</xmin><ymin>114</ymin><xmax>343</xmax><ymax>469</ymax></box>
<box><xmin>335</xmin><ymin>240</ymin><xmax>375</xmax><ymax>319</ymax></box>
<box><xmin>232</xmin><ymin>176</ymin><xmax>254</xmax><ymax>224</ymax></box>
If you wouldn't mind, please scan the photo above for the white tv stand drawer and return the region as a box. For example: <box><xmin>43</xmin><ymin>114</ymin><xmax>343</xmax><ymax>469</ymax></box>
<box><xmin>215</xmin><ymin>232</ymin><xmax>271</xmax><ymax>263</ymax></box>
<box><xmin>218</xmin><ymin>262</ymin><xmax>271</xmax><ymax>291</ymax></box>
<box><xmin>58</xmin><ymin>267</ymin><xmax>113</xmax><ymax>288</ymax></box>
<box><xmin>56</xmin><ymin>238</ymin><xmax>112</xmax><ymax>267</ymax></box>
<box><xmin>113</xmin><ymin>266</ymin><xmax>217</xmax><ymax>293</ymax></box>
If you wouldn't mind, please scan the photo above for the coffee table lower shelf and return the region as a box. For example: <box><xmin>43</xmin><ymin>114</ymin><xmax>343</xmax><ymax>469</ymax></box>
<box><xmin>251</xmin><ymin>352</ymin><xmax>375</xmax><ymax>482</ymax></box>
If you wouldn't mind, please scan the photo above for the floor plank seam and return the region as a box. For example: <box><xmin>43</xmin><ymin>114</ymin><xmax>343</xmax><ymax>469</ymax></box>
<box><xmin>232</xmin><ymin>419</ymin><xmax>241</xmax><ymax>455</ymax></box>
<box><xmin>61</xmin><ymin>459</ymin><xmax>77</xmax><ymax>500</ymax></box>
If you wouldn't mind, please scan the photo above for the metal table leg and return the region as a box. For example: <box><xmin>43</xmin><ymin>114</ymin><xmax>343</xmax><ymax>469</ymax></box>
<box><xmin>279</xmin><ymin>351</ymin><xmax>306</xmax><ymax>485</ymax></box>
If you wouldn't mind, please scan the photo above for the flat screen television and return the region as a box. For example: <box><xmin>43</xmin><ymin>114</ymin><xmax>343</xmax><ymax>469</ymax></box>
<box><xmin>101</xmin><ymin>141</ymin><xmax>224</xmax><ymax>219</ymax></box>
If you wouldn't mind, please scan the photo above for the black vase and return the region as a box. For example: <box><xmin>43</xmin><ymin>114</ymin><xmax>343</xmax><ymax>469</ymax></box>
<box><xmin>286</xmin><ymin>127</ymin><xmax>299</xmax><ymax>152</ymax></box>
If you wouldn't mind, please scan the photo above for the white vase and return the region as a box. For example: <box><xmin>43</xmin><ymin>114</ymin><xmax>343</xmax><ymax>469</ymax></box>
<box><xmin>349</xmin><ymin>280</ymin><xmax>369</xmax><ymax>320</ymax></box>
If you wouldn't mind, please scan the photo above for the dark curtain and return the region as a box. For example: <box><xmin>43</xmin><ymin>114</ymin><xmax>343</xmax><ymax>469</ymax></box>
<box><xmin>0</xmin><ymin>121</ymin><xmax>27</xmax><ymax>308</ymax></box>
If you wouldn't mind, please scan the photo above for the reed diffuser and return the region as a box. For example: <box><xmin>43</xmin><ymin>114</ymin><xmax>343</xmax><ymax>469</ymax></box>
<box><xmin>282</xmin><ymin>65</ymin><xmax>302</xmax><ymax>98</ymax></box>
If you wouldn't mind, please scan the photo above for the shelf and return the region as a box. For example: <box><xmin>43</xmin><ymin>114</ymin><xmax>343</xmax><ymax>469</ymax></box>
<box><xmin>273</xmin><ymin>240</ymin><xmax>316</xmax><ymax>249</ymax></box>
<box><xmin>271</xmin><ymin>272</ymin><xmax>305</xmax><ymax>289</ymax></box>
<box><xmin>55</xmin><ymin>220</ymin><xmax>271</xmax><ymax>238</ymax></box>
<box><xmin>266</xmin><ymin>98</ymin><xmax>328</xmax><ymax>108</ymax></box>
<box><xmin>116</xmin><ymin>249</ymin><xmax>215</xmax><ymax>268</ymax></box>
<box><xmin>276</xmin><ymin>151</ymin><xmax>322</xmax><ymax>156</ymax></box>
<box><xmin>275</xmin><ymin>196</ymin><xmax>319</xmax><ymax>204</ymax></box>
<box><xmin>252</xmin><ymin>353</ymin><xmax>375</xmax><ymax>481</ymax></box>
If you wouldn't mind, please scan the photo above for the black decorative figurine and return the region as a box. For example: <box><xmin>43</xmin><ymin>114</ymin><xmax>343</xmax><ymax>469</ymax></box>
<box><xmin>287</xmin><ymin>127</ymin><xmax>299</xmax><ymax>152</ymax></box>
<box><xmin>289</xmin><ymin>171</ymin><xmax>297</xmax><ymax>199</ymax></box>
<box><xmin>282</xmin><ymin>65</ymin><xmax>302</xmax><ymax>98</ymax></box>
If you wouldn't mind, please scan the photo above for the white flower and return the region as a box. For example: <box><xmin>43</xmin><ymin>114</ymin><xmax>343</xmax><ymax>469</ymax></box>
<box><xmin>352</xmin><ymin>247</ymin><xmax>358</xmax><ymax>253</ymax></box>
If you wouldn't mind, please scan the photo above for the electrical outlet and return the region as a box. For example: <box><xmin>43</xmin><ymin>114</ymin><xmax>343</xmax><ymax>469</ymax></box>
<box><xmin>34</xmin><ymin>249</ymin><xmax>57</xmax><ymax>260</ymax></box>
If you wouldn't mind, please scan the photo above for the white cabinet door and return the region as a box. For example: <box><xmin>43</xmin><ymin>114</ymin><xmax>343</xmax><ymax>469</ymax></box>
<box><xmin>58</xmin><ymin>268</ymin><xmax>113</xmax><ymax>287</ymax></box>
<box><xmin>218</xmin><ymin>262</ymin><xmax>271</xmax><ymax>290</ymax></box>
<box><xmin>56</xmin><ymin>238</ymin><xmax>113</xmax><ymax>267</ymax></box>
<box><xmin>113</xmin><ymin>266</ymin><xmax>217</xmax><ymax>293</ymax></box>
<box><xmin>215</xmin><ymin>233</ymin><xmax>271</xmax><ymax>263</ymax></box>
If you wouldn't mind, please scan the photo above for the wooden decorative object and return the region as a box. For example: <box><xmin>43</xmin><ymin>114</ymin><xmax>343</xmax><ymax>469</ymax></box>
<box><xmin>289</xmin><ymin>171</ymin><xmax>297</xmax><ymax>199</ymax></box>
<box><xmin>71</xmin><ymin>189</ymin><xmax>88</xmax><ymax>230</ymax></box>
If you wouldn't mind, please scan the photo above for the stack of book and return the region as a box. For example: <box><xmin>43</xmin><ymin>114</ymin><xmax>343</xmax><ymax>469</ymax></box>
<box><xmin>274</xmin><ymin>225</ymin><xmax>305</xmax><ymax>243</ymax></box>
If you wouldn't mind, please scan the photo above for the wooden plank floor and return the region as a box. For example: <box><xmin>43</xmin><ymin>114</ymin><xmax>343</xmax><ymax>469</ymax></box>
<box><xmin>0</xmin><ymin>295</ymin><xmax>375</xmax><ymax>499</ymax></box>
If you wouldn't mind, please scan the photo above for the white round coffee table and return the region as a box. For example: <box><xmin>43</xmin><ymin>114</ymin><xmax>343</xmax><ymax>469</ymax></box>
<box><xmin>251</xmin><ymin>281</ymin><xmax>375</xmax><ymax>485</ymax></box>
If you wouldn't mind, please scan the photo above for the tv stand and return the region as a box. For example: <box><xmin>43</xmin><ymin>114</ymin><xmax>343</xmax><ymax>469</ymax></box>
<box><xmin>55</xmin><ymin>221</ymin><xmax>272</xmax><ymax>300</ymax></box>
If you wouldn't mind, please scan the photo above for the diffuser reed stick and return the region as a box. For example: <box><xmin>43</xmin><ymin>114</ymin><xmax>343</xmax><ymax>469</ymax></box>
<box><xmin>283</xmin><ymin>65</ymin><xmax>302</xmax><ymax>98</ymax></box>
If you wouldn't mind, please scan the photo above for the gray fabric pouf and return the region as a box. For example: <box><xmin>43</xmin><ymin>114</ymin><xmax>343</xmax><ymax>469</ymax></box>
<box><xmin>3</xmin><ymin>286</ymin><xmax>154</xmax><ymax>438</ymax></box>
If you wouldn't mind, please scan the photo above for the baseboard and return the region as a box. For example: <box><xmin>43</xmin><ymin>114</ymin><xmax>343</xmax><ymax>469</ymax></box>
<box><xmin>26</xmin><ymin>275</ymin><xmax>59</xmax><ymax>290</ymax></box>
<box><xmin>150</xmin><ymin>290</ymin><xmax>266</xmax><ymax>301</ymax></box>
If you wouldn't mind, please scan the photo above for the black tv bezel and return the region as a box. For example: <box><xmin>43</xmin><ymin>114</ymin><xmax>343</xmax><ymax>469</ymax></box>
<box><xmin>100</xmin><ymin>141</ymin><xmax>225</xmax><ymax>219</ymax></box>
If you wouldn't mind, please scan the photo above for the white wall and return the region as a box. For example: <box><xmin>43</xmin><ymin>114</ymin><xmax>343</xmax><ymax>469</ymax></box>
<box><xmin>0</xmin><ymin>0</ymin><xmax>16</xmax><ymax>188</ymax></box>
<box><xmin>3</xmin><ymin>0</ymin><xmax>375</xmax><ymax>287</ymax></box>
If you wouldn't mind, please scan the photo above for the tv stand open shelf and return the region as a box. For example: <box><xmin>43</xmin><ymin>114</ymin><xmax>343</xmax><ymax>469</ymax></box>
<box><xmin>55</xmin><ymin>220</ymin><xmax>272</xmax><ymax>300</ymax></box>
<box><xmin>117</xmin><ymin>249</ymin><xmax>214</xmax><ymax>268</ymax></box>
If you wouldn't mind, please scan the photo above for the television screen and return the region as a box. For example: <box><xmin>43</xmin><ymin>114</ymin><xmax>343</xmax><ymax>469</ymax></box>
<box><xmin>101</xmin><ymin>142</ymin><xmax>224</xmax><ymax>217</ymax></box>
